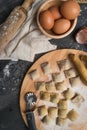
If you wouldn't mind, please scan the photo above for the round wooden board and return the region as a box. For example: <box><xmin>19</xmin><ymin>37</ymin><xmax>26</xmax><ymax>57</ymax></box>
<box><xmin>20</xmin><ymin>49</ymin><xmax>87</xmax><ymax>130</ymax></box>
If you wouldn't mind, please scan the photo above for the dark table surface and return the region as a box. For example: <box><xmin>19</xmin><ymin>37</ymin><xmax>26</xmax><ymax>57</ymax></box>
<box><xmin>0</xmin><ymin>0</ymin><xmax>87</xmax><ymax>130</ymax></box>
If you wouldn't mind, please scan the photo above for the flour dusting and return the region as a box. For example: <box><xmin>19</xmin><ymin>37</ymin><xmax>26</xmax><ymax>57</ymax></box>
<box><xmin>3</xmin><ymin>61</ymin><xmax>16</xmax><ymax>77</ymax></box>
<box><xmin>3</xmin><ymin>64</ymin><xmax>10</xmax><ymax>77</ymax></box>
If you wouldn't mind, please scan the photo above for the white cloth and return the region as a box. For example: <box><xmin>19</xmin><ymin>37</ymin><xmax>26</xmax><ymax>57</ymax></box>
<box><xmin>0</xmin><ymin>0</ymin><xmax>57</xmax><ymax>62</ymax></box>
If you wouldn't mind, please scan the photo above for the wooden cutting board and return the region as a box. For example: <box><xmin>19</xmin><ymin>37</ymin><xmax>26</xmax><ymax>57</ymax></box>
<box><xmin>20</xmin><ymin>49</ymin><xmax>87</xmax><ymax>130</ymax></box>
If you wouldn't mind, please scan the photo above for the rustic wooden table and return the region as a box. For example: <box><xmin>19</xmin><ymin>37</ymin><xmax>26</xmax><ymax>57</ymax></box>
<box><xmin>0</xmin><ymin>0</ymin><xmax>87</xmax><ymax>130</ymax></box>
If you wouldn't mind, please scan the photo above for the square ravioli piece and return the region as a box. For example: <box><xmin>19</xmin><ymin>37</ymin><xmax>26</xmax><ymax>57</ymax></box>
<box><xmin>38</xmin><ymin>105</ymin><xmax>48</xmax><ymax>117</ymax></box>
<box><xmin>48</xmin><ymin>107</ymin><xmax>58</xmax><ymax>118</ymax></box>
<box><xmin>57</xmin><ymin>59</ymin><xmax>73</xmax><ymax>71</ymax></box>
<box><xmin>40</xmin><ymin>91</ymin><xmax>50</xmax><ymax>101</ymax></box>
<box><xmin>56</xmin><ymin>117</ymin><xmax>68</xmax><ymax>126</ymax></box>
<box><xmin>29</xmin><ymin>69</ymin><xmax>39</xmax><ymax>80</ymax></box>
<box><xmin>58</xmin><ymin>109</ymin><xmax>68</xmax><ymax>118</ymax></box>
<box><xmin>50</xmin><ymin>93</ymin><xmax>60</xmax><ymax>104</ymax></box>
<box><xmin>58</xmin><ymin>99</ymin><xmax>68</xmax><ymax>109</ymax></box>
<box><xmin>35</xmin><ymin>82</ymin><xmax>46</xmax><ymax>91</ymax></box>
<box><xmin>67</xmin><ymin>109</ymin><xmax>79</xmax><ymax>121</ymax></box>
<box><xmin>63</xmin><ymin>88</ymin><xmax>75</xmax><ymax>99</ymax></box>
<box><xmin>70</xmin><ymin>76</ymin><xmax>84</xmax><ymax>87</ymax></box>
<box><xmin>45</xmin><ymin>81</ymin><xmax>56</xmax><ymax>91</ymax></box>
<box><xmin>42</xmin><ymin>115</ymin><xmax>54</xmax><ymax>125</ymax></box>
<box><xmin>64</xmin><ymin>68</ymin><xmax>78</xmax><ymax>78</ymax></box>
<box><xmin>52</xmin><ymin>72</ymin><xmax>65</xmax><ymax>83</ymax></box>
<box><xmin>55</xmin><ymin>81</ymin><xmax>67</xmax><ymax>91</ymax></box>
<box><xmin>71</xmin><ymin>93</ymin><xmax>84</xmax><ymax>107</ymax></box>
<box><xmin>41</xmin><ymin>62</ymin><xmax>51</xmax><ymax>74</ymax></box>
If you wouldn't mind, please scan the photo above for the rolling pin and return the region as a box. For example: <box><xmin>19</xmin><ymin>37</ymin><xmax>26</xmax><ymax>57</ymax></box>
<box><xmin>0</xmin><ymin>0</ymin><xmax>34</xmax><ymax>52</ymax></box>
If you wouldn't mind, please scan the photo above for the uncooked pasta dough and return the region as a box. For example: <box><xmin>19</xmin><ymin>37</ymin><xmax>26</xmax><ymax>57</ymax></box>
<box><xmin>35</xmin><ymin>82</ymin><xmax>46</xmax><ymax>91</ymax></box>
<box><xmin>29</xmin><ymin>69</ymin><xmax>39</xmax><ymax>80</ymax></box>
<box><xmin>48</xmin><ymin>107</ymin><xmax>58</xmax><ymax>118</ymax></box>
<box><xmin>52</xmin><ymin>72</ymin><xmax>65</xmax><ymax>82</ymax></box>
<box><xmin>38</xmin><ymin>105</ymin><xmax>48</xmax><ymax>117</ymax></box>
<box><xmin>41</xmin><ymin>62</ymin><xmax>51</xmax><ymax>74</ymax></box>
<box><xmin>58</xmin><ymin>100</ymin><xmax>68</xmax><ymax>109</ymax></box>
<box><xmin>40</xmin><ymin>91</ymin><xmax>50</xmax><ymax>101</ymax></box>
<box><xmin>67</xmin><ymin>109</ymin><xmax>79</xmax><ymax>121</ymax></box>
<box><xmin>63</xmin><ymin>88</ymin><xmax>75</xmax><ymax>99</ymax></box>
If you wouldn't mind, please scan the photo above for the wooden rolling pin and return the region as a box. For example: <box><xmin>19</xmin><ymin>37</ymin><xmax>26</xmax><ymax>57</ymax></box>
<box><xmin>0</xmin><ymin>0</ymin><xmax>34</xmax><ymax>52</ymax></box>
<box><xmin>76</xmin><ymin>0</ymin><xmax>87</xmax><ymax>3</ymax></box>
<box><xmin>69</xmin><ymin>54</ymin><xmax>87</xmax><ymax>85</ymax></box>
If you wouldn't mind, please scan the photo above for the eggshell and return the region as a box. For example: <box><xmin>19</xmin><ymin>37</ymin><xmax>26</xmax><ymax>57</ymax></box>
<box><xmin>49</xmin><ymin>5</ymin><xmax>62</xmax><ymax>20</ymax></box>
<box><xmin>60</xmin><ymin>0</ymin><xmax>80</xmax><ymax>20</ymax></box>
<box><xmin>53</xmin><ymin>18</ymin><xmax>71</xmax><ymax>34</ymax></box>
<box><xmin>39</xmin><ymin>10</ymin><xmax>54</xmax><ymax>30</ymax></box>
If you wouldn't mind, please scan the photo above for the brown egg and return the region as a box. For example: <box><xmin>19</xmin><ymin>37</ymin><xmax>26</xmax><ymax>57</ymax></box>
<box><xmin>39</xmin><ymin>10</ymin><xmax>54</xmax><ymax>30</ymax></box>
<box><xmin>53</xmin><ymin>18</ymin><xmax>71</xmax><ymax>34</ymax></box>
<box><xmin>60</xmin><ymin>0</ymin><xmax>80</xmax><ymax>20</ymax></box>
<box><xmin>49</xmin><ymin>5</ymin><xmax>62</xmax><ymax>20</ymax></box>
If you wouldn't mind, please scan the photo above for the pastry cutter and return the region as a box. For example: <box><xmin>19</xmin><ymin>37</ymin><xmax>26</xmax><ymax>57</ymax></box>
<box><xmin>24</xmin><ymin>92</ymin><xmax>37</xmax><ymax>130</ymax></box>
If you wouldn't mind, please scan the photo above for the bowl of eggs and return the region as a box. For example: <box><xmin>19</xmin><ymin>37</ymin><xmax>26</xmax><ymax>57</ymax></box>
<box><xmin>37</xmin><ymin>0</ymin><xmax>80</xmax><ymax>39</ymax></box>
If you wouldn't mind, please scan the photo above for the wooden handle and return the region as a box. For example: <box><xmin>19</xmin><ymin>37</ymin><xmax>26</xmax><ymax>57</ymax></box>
<box><xmin>69</xmin><ymin>54</ymin><xmax>87</xmax><ymax>85</ymax></box>
<box><xmin>0</xmin><ymin>7</ymin><xmax>26</xmax><ymax>52</ymax></box>
<box><xmin>63</xmin><ymin>0</ymin><xmax>87</xmax><ymax>3</ymax></box>
<box><xmin>75</xmin><ymin>0</ymin><xmax>87</xmax><ymax>3</ymax></box>
<box><xmin>22</xmin><ymin>0</ymin><xmax>35</xmax><ymax>11</ymax></box>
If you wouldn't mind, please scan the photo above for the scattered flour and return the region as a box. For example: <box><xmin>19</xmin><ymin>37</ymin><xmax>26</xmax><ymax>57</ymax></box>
<box><xmin>3</xmin><ymin>61</ymin><xmax>17</xmax><ymax>77</ymax></box>
<box><xmin>84</xmin><ymin>6</ymin><xmax>87</xmax><ymax>10</ymax></box>
<box><xmin>3</xmin><ymin>64</ymin><xmax>10</xmax><ymax>77</ymax></box>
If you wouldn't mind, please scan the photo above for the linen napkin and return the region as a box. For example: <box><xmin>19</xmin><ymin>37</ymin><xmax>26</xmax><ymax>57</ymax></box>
<box><xmin>0</xmin><ymin>0</ymin><xmax>57</xmax><ymax>62</ymax></box>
